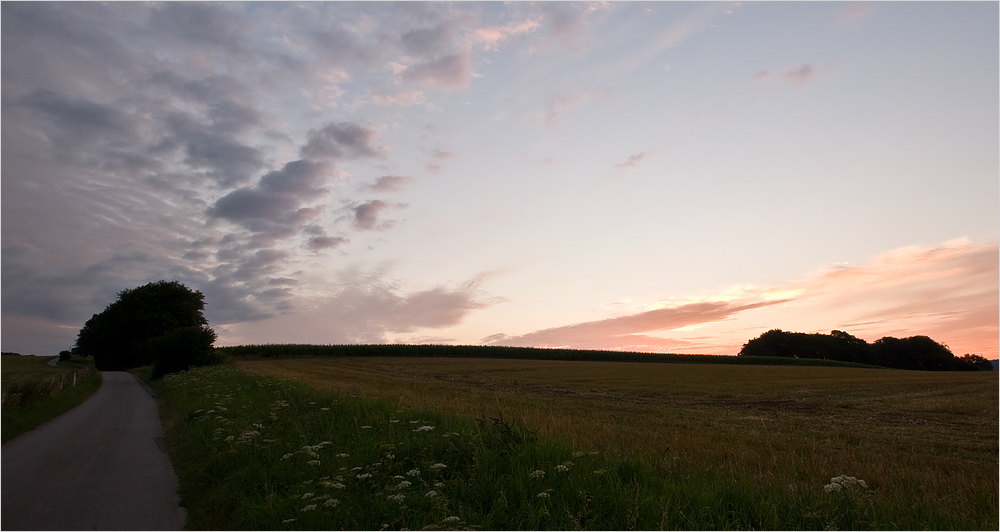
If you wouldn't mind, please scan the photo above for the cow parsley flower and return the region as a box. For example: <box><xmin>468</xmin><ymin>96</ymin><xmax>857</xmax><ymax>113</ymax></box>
<box><xmin>430</xmin><ymin>463</ymin><xmax>447</xmax><ymax>469</ymax></box>
<box><xmin>537</xmin><ymin>492</ymin><xmax>550</xmax><ymax>498</ymax></box>
<box><xmin>301</xmin><ymin>504</ymin><xmax>317</xmax><ymax>512</ymax></box>
<box><xmin>442</xmin><ymin>516</ymin><xmax>460</xmax><ymax>523</ymax></box>
<box><xmin>414</xmin><ymin>425</ymin><xmax>434</xmax><ymax>432</ymax></box>
<box><xmin>425</xmin><ymin>490</ymin><xmax>438</xmax><ymax>498</ymax></box>
<box><xmin>530</xmin><ymin>469</ymin><xmax>545</xmax><ymax>479</ymax></box>
<box><xmin>406</xmin><ymin>468</ymin><xmax>421</xmax><ymax>477</ymax></box>
<box><xmin>324</xmin><ymin>498</ymin><xmax>339</xmax><ymax>507</ymax></box>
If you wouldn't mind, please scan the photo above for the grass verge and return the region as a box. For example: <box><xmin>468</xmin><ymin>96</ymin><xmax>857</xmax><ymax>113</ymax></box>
<box><xmin>2</xmin><ymin>356</ymin><xmax>102</xmax><ymax>442</ymax></box>
<box><xmin>151</xmin><ymin>362</ymin><xmax>995</xmax><ymax>530</ymax></box>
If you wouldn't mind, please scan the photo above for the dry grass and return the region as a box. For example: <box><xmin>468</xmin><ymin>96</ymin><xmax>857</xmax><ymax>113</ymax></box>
<box><xmin>236</xmin><ymin>356</ymin><xmax>998</xmax><ymax>527</ymax></box>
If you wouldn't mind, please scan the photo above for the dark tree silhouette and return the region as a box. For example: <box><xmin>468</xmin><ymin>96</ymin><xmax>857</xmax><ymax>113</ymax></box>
<box><xmin>739</xmin><ymin>329</ymin><xmax>982</xmax><ymax>371</ymax></box>
<box><xmin>75</xmin><ymin>280</ymin><xmax>215</xmax><ymax>372</ymax></box>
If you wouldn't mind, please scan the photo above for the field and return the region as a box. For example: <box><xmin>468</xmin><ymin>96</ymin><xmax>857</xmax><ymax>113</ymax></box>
<box><xmin>2</xmin><ymin>355</ymin><xmax>101</xmax><ymax>442</ymax></box>
<box><xmin>151</xmin><ymin>353</ymin><xmax>997</xmax><ymax>530</ymax></box>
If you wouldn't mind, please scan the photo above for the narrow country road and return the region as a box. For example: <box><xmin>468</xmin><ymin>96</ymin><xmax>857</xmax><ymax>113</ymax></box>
<box><xmin>2</xmin><ymin>372</ymin><xmax>186</xmax><ymax>530</ymax></box>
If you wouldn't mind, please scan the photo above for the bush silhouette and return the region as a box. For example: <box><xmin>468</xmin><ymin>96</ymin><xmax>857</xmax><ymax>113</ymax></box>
<box><xmin>148</xmin><ymin>325</ymin><xmax>220</xmax><ymax>379</ymax></box>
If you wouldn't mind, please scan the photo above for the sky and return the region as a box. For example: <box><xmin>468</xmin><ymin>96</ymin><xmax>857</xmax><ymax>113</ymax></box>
<box><xmin>2</xmin><ymin>1</ymin><xmax>997</xmax><ymax>358</ymax></box>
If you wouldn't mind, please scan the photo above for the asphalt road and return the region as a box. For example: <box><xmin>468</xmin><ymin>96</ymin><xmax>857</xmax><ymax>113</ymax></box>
<box><xmin>2</xmin><ymin>371</ymin><xmax>186</xmax><ymax>530</ymax></box>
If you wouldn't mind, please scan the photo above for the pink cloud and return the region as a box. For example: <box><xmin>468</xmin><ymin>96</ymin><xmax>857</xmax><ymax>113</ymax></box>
<box><xmin>487</xmin><ymin>299</ymin><xmax>788</xmax><ymax>351</ymax></box>
<box><xmin>472</xmin><ymin>18</ymin><xmax>541</xmax><ymax>51</ymax></box>
<box><xmin>365</xmin><ymin>175</ymin><xmax>414</xmax><ymax>193</ymax></box>
<box><xmin>614</xmin><ymin>150</ymin><xmax>658</xmax><ymax>169</ymax></box>
<box><xmin>402</xmin><ymin>54</ymin><xmax>473</xmax><ymax>90</ymax></box>
<box><xmin>486</xmin><ymin>239</ymin><xmax>999</xmax><ymax>358</ymax></box>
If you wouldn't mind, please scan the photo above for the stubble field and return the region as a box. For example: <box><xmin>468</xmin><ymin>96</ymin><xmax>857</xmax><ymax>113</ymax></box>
<box><xmin>233</xmin><ymin>356</ymin><xmax>997</xmax><ymax>528</ymax></box>
<box><xmin>152</xmin><ymin>355</ymin><xmax>997</xmax><ymax>529</ymax></box>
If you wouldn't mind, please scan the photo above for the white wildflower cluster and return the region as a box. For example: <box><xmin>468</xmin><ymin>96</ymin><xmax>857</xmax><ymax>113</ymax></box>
<box><xmin>414</xmin><ymin>425</ymin><xmax>435</xmax><ymax>432</ymax></box>
<box><xmin>406</xmin><ymin>468</ymin><xmax>421</xmax><ymax>477</ymax></box>
<box><xmin>395</xmin><ymin>480</ymin><xmax>412</xmax><ymax>490</ymax></box>
<box><xmin>357</xmin><ymin>472</ymin><xmax>372</xmax><ymax>479</ymax></box>
<box><xmin>388</xmin><ymin>493</ymin><xmax>406</xmax><ymax>503</ymax></box>
<box><xmin>530</xmin><ymin>469</ymin><xmax>545</xmax><ymax>479</ymax></box>
<box><xmin>429</xmin><ymin>463</ymin><xmax>447</xmax><ymax>470</ymax></box>
<box><xmin>323</xmin><ymin>498</ymin><xmax>339</xmax><ymax>507</ymax></box>
<box><xmin>301</xmin><ymin>504</ymin><xmax>317</xmax><ymax>512</ymax></box>
<box><xmin>336</xmin><ymin>453</ymin><xmax>350</xmax><ymax>458</ymax></box>
<box><xmin>823</xmin><ymin>475</ymin><xmax>868</xmax><ymax>493</ymax></box>
<box><xmin>443</xmin><ymin>516</ymin><xmax>460</xmax><ymax>523</ymax></box>
<box><xmin>425</xmin><ymin>490</ymin><xmax>438</xmax><ymax>498</ymax></box>
<box><xmin>555</xmin><ymin>464</ymin><xmax>570</xmax><ymax>473</ymax></box>
<box><xmin>537</xmin><ymin>492</ymin><xmax>550</xmax><ymax>499</ymax></box>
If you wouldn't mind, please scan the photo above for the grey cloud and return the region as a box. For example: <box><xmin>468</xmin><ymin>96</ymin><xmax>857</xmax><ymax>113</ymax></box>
<box><xmin>20</xmin><ymin>90</ymin><xmax>135</xmax><ymax>141</ymax></box>
<box><xmin>166</xmin><ymin>111</ymin><xmax>265</xmax><ymax>188</ymax></box>
<box><xmin>209</xmin><ymin>188</ymin><xmax>300</xmax><ymax>223</ymax></box>
<box><xmin>400</xmin><ymin>23</ymin><xmax>456</xmax><ymax>57</ymax></box>
<box><xmin>149</xmin><ymin>2</ymin><xmax>251</xmax><ymax>57</ymax></box>
<box><xmin>208</xmin><ymin>159</ymin><xmax>331</xmax><ymax>225</ymax></box>
<box><xmin>402</xmin><ymin>55</ymin><xmax>472</xmax><ymax>90</ymax></box>
<box><xmin>353</xmin><ymin>200</ymin><xmax>389</xmax><ymax>230</ymax></box>
<box><xmin>300</xmin><ymin>122</ymin><xmax>385</xmax><ymax>160</ymax></box>
<box><xmin>307</xmin><ymin>235</ymin><xmax>348</xmax><ymax>251</ymax></box>
<box><xmin>783</xmin><ymin>64</ymin><xmax>817</xmax><ymax>85</ymax></box>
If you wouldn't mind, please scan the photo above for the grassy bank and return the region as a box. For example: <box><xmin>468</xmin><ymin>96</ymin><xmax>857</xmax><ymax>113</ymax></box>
<box><xmin>2</xmin><ymin>356</ymin><xmax>102</xmax><ymax>442</ymax></box>
<box><xmin>154</xmin><ymin>361</ymin><xmax>997</xmax><ymax>529</ymax></box>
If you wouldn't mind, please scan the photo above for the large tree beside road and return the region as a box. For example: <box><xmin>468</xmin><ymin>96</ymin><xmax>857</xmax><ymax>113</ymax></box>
<box><xmin>74</xmin><ymin>280</ymin><xmax>217</xmax><ymax>375</ymax></box>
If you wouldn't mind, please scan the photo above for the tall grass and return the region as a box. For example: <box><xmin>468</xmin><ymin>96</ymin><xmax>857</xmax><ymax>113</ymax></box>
<box><xmin>152</xmin><ymin>363</ymin><xmax>995</xmax><ymax>530</ymax></box>
<box><xmin>2</xmin><ymin>356</ymin><xmax>102</xmax><ymax>442</ymax></box>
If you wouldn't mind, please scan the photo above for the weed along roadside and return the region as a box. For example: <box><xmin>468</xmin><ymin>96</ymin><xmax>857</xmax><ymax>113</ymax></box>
<box><xmin>2</xmin><ymin>355</ymin><xmax>102</xmax><ymax>442</ymax></box>
<box><xmin>150</xmin><ymin>361</ymin><xmax>998</xmax><ymax>530</ymax></box>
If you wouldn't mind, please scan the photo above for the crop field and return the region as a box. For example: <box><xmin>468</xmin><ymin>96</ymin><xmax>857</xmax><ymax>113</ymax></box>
<box><xmin>153</xmin><ymin>354</ymin><xmax>997</xmax><ymax>529</ymax></box>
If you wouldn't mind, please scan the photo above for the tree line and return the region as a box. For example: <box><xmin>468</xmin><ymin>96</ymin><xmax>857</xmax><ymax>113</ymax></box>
<box><xmin>738</xmin><ymin>329</ymin><xmax>992</xmax><ymax>371</ymax></box>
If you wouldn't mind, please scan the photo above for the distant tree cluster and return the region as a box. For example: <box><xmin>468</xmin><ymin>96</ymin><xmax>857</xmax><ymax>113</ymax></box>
<box><xmin>739</xmin><ymin>329</ymin><xmax>993</xmax><ymax>371</ymax></box>
<box><xmin>74</xmin><ymin>280</ymin><xmax>219</xmax><ymax>377</ymax></box>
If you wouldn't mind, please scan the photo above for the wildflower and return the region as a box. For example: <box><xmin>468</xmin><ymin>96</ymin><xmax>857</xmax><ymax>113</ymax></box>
<box><xmin>430</xmin><ymin>463</ymin><xmax>447</xmax><ymax>469</ymax></box>
<box><xmin>224</xmin><ymin>435</ymin><xmax>235</xmax><ymax>442</ymax></box>
<box><xmin>537</xmin><ymin>492</ymin><xmax>550</xmax><ymax>498</ymax></box>
<box><xmin>307</xmin><ymin>460</ymin><xmax>321</xmax><ymax>466</ymax></box>
<box><xmin>434</xmin><ymin>482</ymin><xmax>444</xmax><ymax>488</ymax></box>
<box><xmin>396</xmin><ymin>480</ymin><xmax>412</xmax><ymax>490</ymax></box>
<box><xmin>530</xmin><ymin>469</ymin><xmax>545</xmax><ymax>479</ymax></box>
<box><xmin>282</xmin><ymin>518</ymin><xmax>297</xmax><ymax>524</ymax></box>
<box><xmin>425</xmin><ymin>490</ymin><xmax>438</xmax><ymax>498</ymax></box>
<box><xmin>362</xmin><ymin>425</ymin><xmax>372</xmax><ymax>429</ymax></box>
<box><xmin>301</xmin><ymin>504</ymin><xmax>317</xmax><ymax>512</ymax></box>
<box><xmin>324</xmin><ymin>498</ymin><xmax>339</xmax><ymax>507</ymax></box>
<box><xmin>824</xmin><ymin>475</ymin><xmax>868</xmax><ymax>492</ymax></box>
<box><xmin>321</xmin><ymin>407</ymin><xmax>330</xmax><ymax>411</ymax></box>
<box><xmin>414</xmin><ymin>425</ymin><xmax>435</xmax><ymax>432</ymax></box>
<box><xmin>388</xmin><ymin>494</ymin><xmax>406</xmax><ymax>502</ymax></box>
<box><xmin>357</xmin><ymin>473</ymin><xmax>372</xmax><ymax>479</ymax></box>
<box><xmin>385</xmin><ymin>453</ymin><xmax>395</xmax><ymax>460</ymax></box>
<box><xmin>302</xmin><ymin>493</ymin><xmax>315</xmax><ymax>499</ymax></box>
<box><xmin>406</xmin><ymin>468</ymin><xmax>421</xmax><ymax>477</ymax></box>
<box><xmin>443</xmin><ymin>516</ymin><xmax>460</xmax><ymax>523</ymax></box>
<box><xmin>281</xmin><ymin>453</ymin><xmax>295</xmax><ymax>460</ymax></box>
<box><xmin>555</xmin><ymin>464</ymin><xmax>570</xmax><ymax>473</ymax></box>
<box><xmin>332</xmin><ymin>483</ymin><xmax>345</xmax><ymax>489</ymax></box>
<box><xmin>336</xmin><ymin>453</ymin><xmax>349</xmax><ymax>458</ymax></box>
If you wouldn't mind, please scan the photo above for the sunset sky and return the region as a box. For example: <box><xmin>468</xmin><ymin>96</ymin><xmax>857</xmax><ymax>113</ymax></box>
<box><xmin>2</xmin><ymin>2</ymin><xmax>997</xmax><ymax>358</ymax></box>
